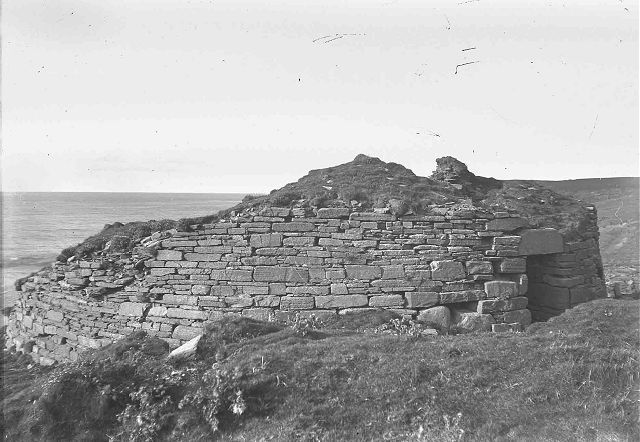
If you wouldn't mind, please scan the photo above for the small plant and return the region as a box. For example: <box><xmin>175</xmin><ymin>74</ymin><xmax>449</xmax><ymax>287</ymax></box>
<box><xmin>374</xmin><ymin>318</ymin><xmax>437</xmax><ymax>337</ymax></box>
<box><xmin>178</xmin><ymin>365</ymin><xmax>247</xmax><ymax>434</ymax></box>
<box><xmin>290</xmin><ymin>313</ymin><xmax>323</xmax><ymax>337</ymax></box>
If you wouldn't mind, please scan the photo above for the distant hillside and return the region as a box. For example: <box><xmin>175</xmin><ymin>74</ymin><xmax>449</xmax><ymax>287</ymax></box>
<box><xmin>535</xmin><ymin>177</ymin><xmax>639</xmax><ymax>292</ymax></box>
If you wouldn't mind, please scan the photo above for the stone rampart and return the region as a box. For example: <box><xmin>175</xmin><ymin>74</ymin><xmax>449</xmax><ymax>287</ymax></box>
<box><xmin>5</xmin><ymin>206</ymin><xmax>606</xmax><ymax>365</ymax></box>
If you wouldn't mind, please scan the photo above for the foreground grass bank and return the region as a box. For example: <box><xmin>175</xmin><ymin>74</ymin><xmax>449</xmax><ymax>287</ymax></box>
<box><xmin>2</xmin><ymin>298</ymin><xmax>638</xmax><ymax>441</ymax></box>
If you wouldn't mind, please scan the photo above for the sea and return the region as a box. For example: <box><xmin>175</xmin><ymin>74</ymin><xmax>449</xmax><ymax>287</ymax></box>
<box><xmin>1</xmin><ymin>192</ymin><xmax>244</xmax><ymax>310</ymax></box>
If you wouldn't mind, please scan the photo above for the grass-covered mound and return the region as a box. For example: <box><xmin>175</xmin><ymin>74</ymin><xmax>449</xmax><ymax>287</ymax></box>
<box><xmin>2</xmin><ymin>299</ymin><xmax>638</xmax><ymax>441</ymax></box>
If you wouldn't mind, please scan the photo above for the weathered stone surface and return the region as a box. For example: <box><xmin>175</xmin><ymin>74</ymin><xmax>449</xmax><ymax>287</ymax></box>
<box><xmin>417</xmin><ymin>306</ymin><xmax>451</xmax><ymax>331</ymax></box>
<box><xmin>191</xmin><ymin>285</ymin><xmax>210</xmax><ymax>295</ymax></box>
<box><xmin>454</xmin><ymin>312</ymin><xmax>495</xmax><ymax>332</ymax></box>
<box><xmin>349</xmin><ymin>212</ymin><xmax>395</xmax><ymax>221</ymax></box>
<box><xmin>368</xmin><ymin>295</ymin><xmax>404</xmax><ymax>307</ymax></box>
<box><xmin>315</xmin><ymin>295</ymin><xmax>368</xmax><ymax>309</ymax></box>
<box><xmin>527</xmin><ymin>283</ymin><xmax>571</xmax><ymax>309</ymax></box>
<box><xmin>503</xmin><ymin>309</ymin><xmax>532</xmax><ymax>327</ymax></box>
<box><xmin>285</xmin><ymin>268</ymin><xmax>309</xmax><ymax>283</ymax></box>
<box><xmin>156</xmin><ymin>250</ymin><xmax>183</xmax><ymax>261</ymax></box>
<box><xmin>118</xmin><ymin>302</ymin><xmax>146</xmax><ymax>317</ymax></box>
<box><xmin>518</xmin><ymin>274</ymin><xmax>528</xmax><ymax>295</ymax></box>
<box><xmin>405</xmin><ymin>292</ymin><xmax>439</xmax><ymax>308</ymax></box>
<box><xmin>280</xmin><ymin>296</ymin><xmax>314</xmax><ymax>310</ymax></box>
<box><xmin>172</xmin><ymin>325</ymin><xmax>202</xmax><ymax>341</ymax></box>
<box><xmin>345</xmin><ymin>265</ymin><xmax>382</xmax><ymax>280</ymax></box>
<box><xmin>47</xmin><ymin>310</ymin><xmax>64</xmax><ymax>322</ymax></box>
<box><xmin>167</xmin><ymin>308</ymin><xmax>207</xmax><ymax>320</ymax></box>
<box><xmin>439</xmin><ymin>290</ymin><xmax>485</xmax><ymax>304</ymax></box>
<box><xmin>250</xmin><ymin>233</ymin><xmax>283</xmax><ymax>248</ymax></box>
<box><xmin>517</xmin><ymin>228</ymin><xmax>564</xmax><ymax>256</ymax></box>
<box><xmin>254</xmin><ymin>266</ymin><xmax>287</xmax><ymax>282</ymax></box>
<box><xmin>477</xmin><ymin>296</ymin><xmax>528</xmax><ymax>313</ymax></box>
<box><xmin>259</xmin><ymin>207</ymin><xmax>291</xmax><ymax>217</ymax></box>
<box><xmin>499</xmin><ymin>258</ymin><xmax>527</xmax><ymax>273</ymax></box>
<box><xmin>486</xmin><ymin>217</ymin><xmax>529</xmax><ymax>232</ymax></box>
<box><xmin>330</xmin><ymin>283</ymin><xmax>349</xmax><ymax>295</ymax></box>
<box><xmin>272</xmin><ymin>222</ymin><xmax>315</xmax><ymax>232</ymax></box>
<box><xmin>381</xmin><ymin>265</ymin><xmax>405</xmax><ymax>279</ymax></box>
<box><xmin>430</xmin><ymin>260</ymin><xmax>465</xmax><ymax>281</ymax></box>
<box><xmin>484</xmin><ymin>281</ymin><xmax>519</xmax><ymax>299</ymax></box>
<box><xmin>466</xmin><ymin>261</ymin><xmax>493</xmax><ymax>275</ymax></box>
<box><xmin>148</xmin><ymin>306</ymin><xmax>168</xmax><ymax>317</ymax></box>
<box><xmin>168</xmin><ymin>334</ymin><xmax>201</xmax><ymax>360</ymax></box>
<box><xmin>282</xmin><ymin>236</ymin><xmax>316</xmax><ymax>247</ymax></box>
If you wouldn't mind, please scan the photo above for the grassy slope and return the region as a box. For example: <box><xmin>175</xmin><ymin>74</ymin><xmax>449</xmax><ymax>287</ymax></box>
<box><xmin>2</xmin><ymin>299</ymin><xmax>638</xmax><ymax>441</ymax></box>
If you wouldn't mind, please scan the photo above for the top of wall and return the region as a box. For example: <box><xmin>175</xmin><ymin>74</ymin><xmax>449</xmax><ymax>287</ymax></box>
<box><xmin>223</xmin><ymin>155</ymin><xmax>593</xmax><ymax>240</ymax></box>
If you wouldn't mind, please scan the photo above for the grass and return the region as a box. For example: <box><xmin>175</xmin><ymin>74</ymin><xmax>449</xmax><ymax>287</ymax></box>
<box><xmin>2</xmin><ymin>299</ymin><xmax>638</xmax><ymax>441</ymax></box>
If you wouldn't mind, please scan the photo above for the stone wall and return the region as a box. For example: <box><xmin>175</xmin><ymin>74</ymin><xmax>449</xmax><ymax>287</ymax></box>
<box><xmin>5</xmin><ymin>206</ymin><xmax>606</xmax><ymax>365</ymax></box>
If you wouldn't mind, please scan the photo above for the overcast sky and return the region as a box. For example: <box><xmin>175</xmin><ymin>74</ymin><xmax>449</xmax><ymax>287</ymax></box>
<box><xmin>2</xmin><ymin>0</ymin><xmax>638</xmax><ymax>193</ymax></box>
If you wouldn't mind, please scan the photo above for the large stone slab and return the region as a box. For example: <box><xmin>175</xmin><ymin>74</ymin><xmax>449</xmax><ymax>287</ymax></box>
<box><xmin>345</xmin><ymin>265</ymin><xmax>382</xmax><ymax>280</ymax></box>
<box><xmin>517</xmin><ymin>228</ymin><xmax>564</xmax><ymax>255</ymax></box>
<box><xmin>405</xmin><ymin>291</ymin><xmax>439</xmax><ymax>308</ymax></box>
<box><xmin>417</xmin><ymin>306</ymin><xmax>451</xmax><ymax>331</ymax></box>
<box><xmin>430</xmin><ymin>260</ymin><xmax>465</xmax><ymax>281</ymax></box>
<box><xmin>315</xmin><ymin>295</ymin><xmax>368</xmax><ymax>309</ymax></box>
<box><xmin>484</xmin><ymin>281</ymin><xmax>519</xmax><ymax>299</ymax></box>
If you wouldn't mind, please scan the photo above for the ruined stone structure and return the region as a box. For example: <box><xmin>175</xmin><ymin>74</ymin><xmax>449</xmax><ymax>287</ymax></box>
<box><xmin>4</xmin><ymin>156</ymin><xmax>607</xmax><ymax>365</ymax></box>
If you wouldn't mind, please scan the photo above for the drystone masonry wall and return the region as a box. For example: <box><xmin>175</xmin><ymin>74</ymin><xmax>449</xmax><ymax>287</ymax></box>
<box><xmin>5</xmin><ymin>206</ymin><xmax>606</xmax><ymax>365</ymax></box>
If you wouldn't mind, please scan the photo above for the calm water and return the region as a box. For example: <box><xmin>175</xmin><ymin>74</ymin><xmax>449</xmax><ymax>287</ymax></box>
<box><xmin>1</xmin><ymin>192</ymin><xmax>244</xmax><ymax>306</ymax></box>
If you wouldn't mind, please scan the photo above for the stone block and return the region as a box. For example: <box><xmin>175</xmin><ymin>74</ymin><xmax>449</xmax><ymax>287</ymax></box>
<box><xmin>439</xmin><ymin>290</ymin><xmax>485</xmax><ymax>304</ymax></box>
<box><xmin>167</xmin><ymin>308</ymin><xmax>207</xmax><ymax>320</ymax></box>
<box><xmin>172</xmin><ymin>325</ymin><xmax>202</xmax><ymax>341</ymax></box>
<box><xmin>503</xmin><ymin>309</ymin><xmax>532</xmax><ymax>327</ymax></box>
<box><xmin>405</xmin><ymin>292</ymin><xmax>439</xmax><ymax>308</ymax></box>
<box><xmin>543</xmin><ymin>274</ymin><xmax>585</xmax><ymax>288</ymax></box>
<box><xmin>254</xmin><ymin>295</ymin><xmax>281</xmax><ymax>307</ymax></box>
<box><xmin>331</xmin><ymin>283</ymin><xmax>349</xmax><ymax>295</ymax></box>
<box><xmin>345</xmin><ymin>265</ymin><xmax>382</xmax><ymax>280</ymax></box>
<box><xmin>283</xmin><ymin>236</ymin><xmax>316</xmax><ymax>247</ymax></box>
<box><xmin>527</xmin><ymin>283</ymin><xmax>571</xmax><ymax>309</ymax></box>
<box><xmin>250</xmin><ymin>233</ymin><xmax>283</xmax><ymax>248</ymax></box>
<box><xmin>518</xmin><ymin>274</ymin><xmax>528</xmax><ymax>295</ymax></box>
<box><xmin>381</xmin><ymin>265</ymin><xmax>405</xmax><ymax>279</ymax></box>
<box><xmin>499</xmin><ymin>258</ymin><xmax>527</xmax><ymax>273</ymax></box>
<box><xmin>466</xmin><ymin>261</ymin><xmax>494</xmax><ymax>275</ymax></box>
<box><xmin>477</xmin><ymin>296</ymin><xmax>528</xmax><ymax>313</ymax></box>
<box><xmin>254</xmin><ymin>266</ymin><xmax>287</xmax><ymax>282</ymax></box>
<box><xmin>430</xmin><ymin>260</ymin><xmax>465</xmax><ymax>281</ymax></box>
<box><xmin>118</xmin><ymin>302</ymin><xmax>146</xmax><ymax>317</ymax></box>
<box><xmin>272</xmin><ymin>222</ymin><xmax>315</xmax><ymax>232</ymax></box>
<box><xmin>289</xmin><ymin>285</ymin><xmax>330</xmax><ymax>296</ymax></box>
<box><xmin>156</xmin><ymin>250</ymin><xmax>183</xmax><ymax>261</ymax></box>
<box><xmin>454</xmin><ymin>312</ymin><xmax>495</xmax><ymax>333</ymax></box>
<box><xmin>486</xmin><ymin>217</ymin><xmax>529</xmax><ymax>232</ymax></box>
<box><xmin>484</xmin><ymin>281</ymin><xmax>519</xmax><ymax>299</ymax></box>
<box><xmin>168</xmin><ymin>335</ymin><xmax>202</xmax><ymax>360</ymax></box>
<box><xmin>368</xmin><ymin>295</ymin><xmax>404</xmax><ymax>307</ymax></box>
<box><xmin>417</xmin><ymin>306</ymin><xmax>451</xmax><ymax>331</ymax></box>
<box><xmin>191</xmin><ymin>285</ymin><xmax>210</xmax><ymax>295</ymax></box>
<box><xmin>317</xmin><ymin>208</ymin><xmax>351</xmax><ymax>218</ymax></box>
<box><xmin>280</xmin><ymin>296</ymin><xmax>314</xmax><ymax>310</ymax></box>
<box><xmin>315</xmin><ymin>295</ymin><xmax>368</xmax><ymax>309</ymax></box>
<box><xmin>47</xmin><ymin>310</ymin><xmax>64</xmax><ymax>322</ymax></box>
<box><xmin>286</xmin><ymin>268</ymin><xmax>310</xmax><ymax>283</ymax></box>
<box><xmin>517</xmin><ymin>228</ymin><xmax>564</xmax><ymax>255</ymax></box>
<box><xmin>148</xmin><ymin>306</ymin><xmax>168</xmax><ymax>317</ymax></box>
<box><xmin>349</xmin><ymin>212</ymin><xmax>395</xmax><ymax>221</ymax></box>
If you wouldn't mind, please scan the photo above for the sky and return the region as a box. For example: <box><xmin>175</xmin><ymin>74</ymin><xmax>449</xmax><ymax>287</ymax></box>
<box><xmin>1</xmin><ymin>0</ymin><xmax>638</xmax><ymax>193</ymax></box>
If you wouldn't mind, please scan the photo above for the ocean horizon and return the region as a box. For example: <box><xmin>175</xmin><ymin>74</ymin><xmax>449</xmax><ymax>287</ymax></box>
<box><xmin>1</xmin><ymin>192</ymin><xmax>246</xmax><ymax>305</ymax></box>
